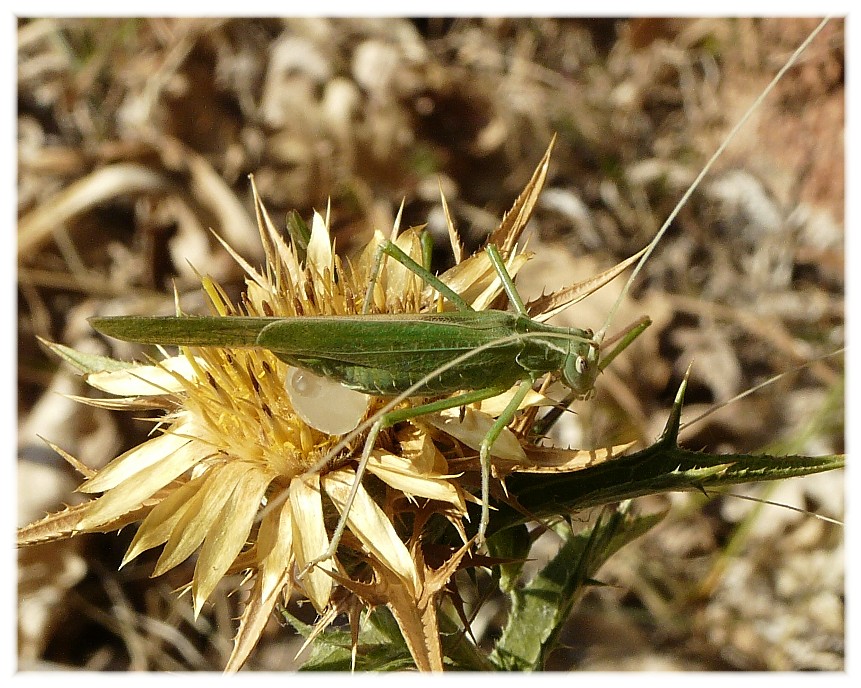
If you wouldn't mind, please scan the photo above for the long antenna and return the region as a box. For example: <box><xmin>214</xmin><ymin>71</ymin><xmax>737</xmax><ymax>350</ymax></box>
<box><xmin>596</xmin><ymin>17</ymin><xmax>830</xmax><ymax>342</ymax></box>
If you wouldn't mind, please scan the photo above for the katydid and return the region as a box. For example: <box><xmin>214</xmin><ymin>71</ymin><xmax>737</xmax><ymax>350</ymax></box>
<box><xmin>89</xmin><ymin>241</ymin><xmax>615</xmax><ymax>568</ymax></box>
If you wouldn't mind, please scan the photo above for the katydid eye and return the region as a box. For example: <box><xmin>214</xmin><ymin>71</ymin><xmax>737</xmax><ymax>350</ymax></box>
<box><xmin>574</xmin><ymin>355</ymin><xmax>587</xmax><ymax>375</ymax></box>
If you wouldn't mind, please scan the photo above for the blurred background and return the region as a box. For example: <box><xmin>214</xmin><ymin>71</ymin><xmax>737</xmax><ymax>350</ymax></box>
<box><xmin>17</xmin><ymin>17</ymin><xmax>843</xmax><ymax>670</ymax></box>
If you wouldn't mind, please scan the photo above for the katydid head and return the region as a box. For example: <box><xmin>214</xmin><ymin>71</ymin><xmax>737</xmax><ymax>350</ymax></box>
<box><xmin>561</xmin><ymin>332</ymin><xmax>600</xmax><ymax>398</ymax></box>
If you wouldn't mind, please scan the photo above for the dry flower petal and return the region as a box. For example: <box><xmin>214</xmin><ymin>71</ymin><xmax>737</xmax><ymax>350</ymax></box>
<box><xmin>427</xmin><ymin>408</ymin><xmax>528</xmax><ymax>462</ymax></box>
<box><xmin>323</xmin><ymin>468</ymin><xmax>418</xmax><ymax>594</ymax></box>
<box><xmin>251</xmin><ymin>177</ymin><xmax>302</xmax><ymax>286</ymax></box>
<box><xmin>122</xmin><ymin>475</ymin><xmax>206</xmax><ymax>566</ymax></box>
<box><xmin>193</xmin><ymin>466</ymin><xmax>276</xmax><ymax>614</ymax></box>
<box><xmin>469</xmin><ymin>253</ymin><xmax>529</xmax><ymax>312</ymax></box>
<box><xmin>387</xmin><ymin>230</ymin><xmax>424</xmax><ymax>302</ymax></box>
<box><xmin>475</xmin><ymin>386</ymin><xmax>552</xmax><ymax>417</ymax></box>
<box><xmin>289</xmin><ymin>474</ymin><xmax>334</xmax><ymax>611</ymax></box>
<box><xmin>151</xmin><ymin>461</ymin><xmax>256</xmax><ymax>576</ymax></box>
<box><xmin>519</xmin><ymin>442</ymin><xmax>636</xmax><ymax>472</ymax></box>
<box><xmin>85</xmin><ymin>355</ymin><xmax>199</xmax><ymax>396</ymax></box>
<box><xmin>77</xmin><ymin>439</ymin><xmax>207</xmax><ymax>531</ymax></box>
<box><xmin>437</xmin><ymin>251</ymin><xmax>494</xmax><ymax>309</ymax></box>
<box><xmin>79</xmin><ymin>422</ymin><xmax>195</xmax><ymax>493</ymax></box>
<box><xmin>306</xmin><ymin>210</ymin><xmax>333</xmax><ymax>279</ymax></box>
<box><xmin>367</xmin><ymin>451</ymin><xmax>465</xmax><ymax>509</ymax></box>
<box><xmin>226</xmin><ymin>560</ymin><xmax>291</xmax><ymax>673</ymax></box>
<box><xmin>257</xmin><ymin>498</ymin><xmax>295</xmax><ymax>600</ymax></box>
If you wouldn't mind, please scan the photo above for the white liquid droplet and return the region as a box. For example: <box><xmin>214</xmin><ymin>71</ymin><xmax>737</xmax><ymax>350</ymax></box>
<box><xmin>284</xmin><ymin>367</ymin><xmax>370</xmax><ymax>435</ymax></box>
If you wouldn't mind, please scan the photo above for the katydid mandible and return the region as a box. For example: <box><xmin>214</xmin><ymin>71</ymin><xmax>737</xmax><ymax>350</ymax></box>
<box><xmin>90</xmin><ymin>241</ymin><xmax>613</xmax><ymax>569</ymax></box>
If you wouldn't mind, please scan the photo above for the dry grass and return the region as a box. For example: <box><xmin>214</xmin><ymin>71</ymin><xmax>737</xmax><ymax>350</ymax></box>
<box><xmin>17</xmin><ymin>17</ymin><xmax>843</xmax><ymax>670</ymax></box>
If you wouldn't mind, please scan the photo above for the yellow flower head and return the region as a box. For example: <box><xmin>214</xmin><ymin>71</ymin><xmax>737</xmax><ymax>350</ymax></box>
<box><xmin>21</xmin><ymin>143</ymin><xmax>620</xmax><ymax>671</ymax></box>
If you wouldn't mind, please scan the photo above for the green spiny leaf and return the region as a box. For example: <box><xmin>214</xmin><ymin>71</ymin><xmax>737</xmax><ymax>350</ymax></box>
<box><xmin>489</xmin><ymin>504</ymin><xmax>665</xmax><ymax>670</ymax></box>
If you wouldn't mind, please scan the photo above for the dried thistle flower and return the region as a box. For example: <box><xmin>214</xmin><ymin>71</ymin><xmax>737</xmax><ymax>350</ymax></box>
<box><xmin>19</xmin><ymin>143</ymin><xmax>644</xmax><ymax>670</ymax></box>
<box><xmin>20</xmin><ymin>150</ymin><xmax>581</xmax><ymax>670</ymax></box>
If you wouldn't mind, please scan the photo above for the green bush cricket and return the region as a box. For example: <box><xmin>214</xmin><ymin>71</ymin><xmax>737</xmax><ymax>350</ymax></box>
<box><xmin>89</xmin><ymin>240</ymin><xmax>618</xmax><ymax>569</ymax></box>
